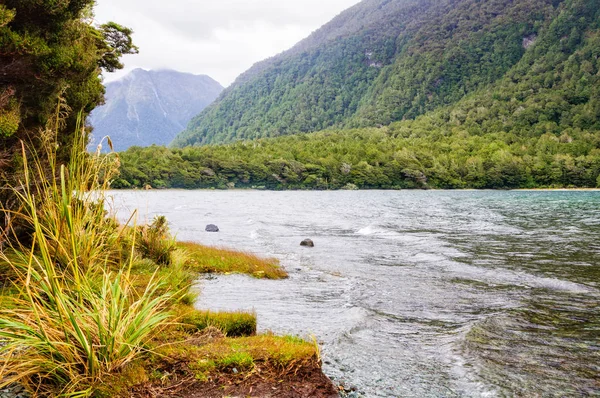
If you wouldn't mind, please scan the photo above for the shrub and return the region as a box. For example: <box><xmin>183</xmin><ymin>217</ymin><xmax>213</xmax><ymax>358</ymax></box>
<box><xmin>136</xmin><ymin>216</ymin><xmax>177</xmax><ymax>266</ymax></box>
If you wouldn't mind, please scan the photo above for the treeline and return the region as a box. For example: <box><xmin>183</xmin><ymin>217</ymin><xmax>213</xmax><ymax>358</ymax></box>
<box><xmin>114</xmin><ymin>121</ymin><xmax>600</xmax><ymax>190</ymax></box>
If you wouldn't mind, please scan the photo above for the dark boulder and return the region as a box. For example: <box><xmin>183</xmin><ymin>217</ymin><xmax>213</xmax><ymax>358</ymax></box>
<box><xmin>206</xmin><ymin>224</ymin><xmax>220</xmax><ymax>232</ymax></box>
<box><xmin>300</xmin><ymin>239</ymin><xmax>314</xmax><ymax>247</ymax></box>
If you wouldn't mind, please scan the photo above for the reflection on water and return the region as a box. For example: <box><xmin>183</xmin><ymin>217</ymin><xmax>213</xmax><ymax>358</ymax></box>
<box><xmin>109</xmin><ymin>190</ymin><xmax>600</xmax><ymax>397</ymax></box>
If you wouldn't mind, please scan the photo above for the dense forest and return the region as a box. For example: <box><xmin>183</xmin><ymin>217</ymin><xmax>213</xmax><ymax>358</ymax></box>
<box><xmin>173</xmin><ymin>0</ymin><xmax>597</xmax><ymax>147</ymax></box>
<box><xmin>115</xmin><ymin>0</ymin><xmax>600</xmax><ymax>190</ymax></box>
<box><xmin>114</xmin><ymin>123</ymin><xmax>600</xmax><ymax>190</ymax></box>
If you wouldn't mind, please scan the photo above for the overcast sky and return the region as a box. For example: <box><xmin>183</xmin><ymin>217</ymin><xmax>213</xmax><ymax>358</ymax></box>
<box><xmin>94</xmin><ymin>0</ymin><xmax>362</xmax><ymax>87</ymax></box>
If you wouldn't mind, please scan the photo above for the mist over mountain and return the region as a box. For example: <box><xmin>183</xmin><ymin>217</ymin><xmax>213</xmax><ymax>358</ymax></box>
<box><xmin>89</xmin><ymin>69</ymin><xmax>223</xmax><ymax>152</ymax></box>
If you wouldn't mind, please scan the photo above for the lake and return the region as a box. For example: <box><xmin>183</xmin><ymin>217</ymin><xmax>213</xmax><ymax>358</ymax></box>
<box><xmin>109</xmin><ymin>190</ymin><xmax>600</xmax><ymax>397</ymax></box>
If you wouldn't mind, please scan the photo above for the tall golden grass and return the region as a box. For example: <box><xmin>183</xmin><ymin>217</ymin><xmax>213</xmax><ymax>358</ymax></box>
<box><xmin>0</xmin><ymin>118</ymin><xmax>172</xmax><ymax>396</ymax></box>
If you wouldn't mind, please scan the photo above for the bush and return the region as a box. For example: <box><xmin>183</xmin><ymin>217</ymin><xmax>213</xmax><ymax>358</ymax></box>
<box><xmin>136</xmin><ymin>215</ymin><xmax>176</xmax><ymax>265</ymax></box>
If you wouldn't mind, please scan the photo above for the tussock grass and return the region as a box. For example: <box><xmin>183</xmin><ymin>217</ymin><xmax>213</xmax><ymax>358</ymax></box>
<box><xmin>0</xmin><ymin>265</ymin><xmax>171</xmax><ymax>396</ymax></box>
<box><xmin>0</xmin><ymin>123</ymin><xmax>173</xmax><ymax>396</ymax></box>
<box><xmin>0</xmin><ymin>113</ymin><xmax>322</xmax><ymax>397</ymax></box>
<box><xmin>6</xmin><ymin>127</ymin><xmax>128</xmax><ymax>278</ymax></box>
<box><xmin>178</xmin><ymin>241</ymin><xmax>287</xmax><ymax>279</ymax></box>
<box><xmin>130</xmin><ymin>251</ymin><xmax>196</xmax><ymax>306</ymax></box>
<box><xmin>181</xmin><ymin>309</ymin><xmax>257</xmax><ymax>337</ymax></box>
<box><xmin>136</xmin><ymin>216</ymin><xmax>176</xmax><ymax>266</ymax></box>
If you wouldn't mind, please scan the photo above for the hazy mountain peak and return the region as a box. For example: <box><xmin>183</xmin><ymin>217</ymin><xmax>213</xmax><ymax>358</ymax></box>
<box><xmin>89</xmin><ymin>69</ymin><xmax>223</xmax><ymax>152</ymax></box>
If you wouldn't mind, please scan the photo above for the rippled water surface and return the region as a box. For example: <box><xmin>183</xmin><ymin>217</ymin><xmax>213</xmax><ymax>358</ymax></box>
<box><xmin>110</xmin><ymin>190</ymin><xmax>600</xmax><ymax>397</ymax></box>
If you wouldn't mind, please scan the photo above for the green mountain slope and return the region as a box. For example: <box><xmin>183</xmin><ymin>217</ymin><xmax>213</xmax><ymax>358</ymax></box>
<box><xmin>116</xmin><ymin>0</ymin><xmax>600</xmax><ymax>190</ymax></box>
<box><xmin>173</xmin><ymin>0</ymin><xmax>576</xmax><ymax>147</ymax></box>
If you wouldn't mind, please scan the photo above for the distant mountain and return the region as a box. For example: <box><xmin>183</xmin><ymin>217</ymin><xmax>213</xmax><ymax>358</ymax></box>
<box><xmin>89</xmin><ymin>69</ymin><xmax>223</xmax><ymax>152</ymax></box>
<box><xmin>117</xmin><ymin>0</ymin><xmax>600</xmax><ymax>190</ymax></box>
<box><xmin>173</xmin><ymin>0</ymin><xmax>594</xmax><ymax>147</ymax></box>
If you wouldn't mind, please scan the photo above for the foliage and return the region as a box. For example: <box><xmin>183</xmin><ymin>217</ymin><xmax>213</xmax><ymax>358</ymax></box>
<box><xmin>96</xmin><ymin>22</ymin><xmax>139</xmax><ymax>72</ymax></box>
<box><xmin>4</xmin><ymin>118</ymin><xmax>126</xmax><ymax>275</ymax></box>
<box><xmin>115</xmin><ymin>122</ymin><xmax>600</xmax><ymax>190</ymax></box>
<box><xmin>120</xmin><ymin>0</ymin><xmax>600</xmax><ymax>190</ymax></box>
<box><xmin>0</xmin><ymin>0</ymin><xmax>137</xmax><ymax>209</ymax></box>
<box><xmin>173</xmin><ymin>0</ymin><xmax>596</xmax><ymax>147</ymax></box>
<box><xmin>0</xmin><ymin>263</ymin><xmax>171</xmax><ymax>396</ymax></box>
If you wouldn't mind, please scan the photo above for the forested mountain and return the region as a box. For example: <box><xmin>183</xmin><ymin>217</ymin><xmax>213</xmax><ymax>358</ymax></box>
<box><xmin>89</xmin><ymin>69</ymin><xmax>222</xmax><ymax>151</ymax></box>
<box><xmin>173</xmin><ymin>0</ymin><xmax>592</xmax><ymax>147</ymax></box>
<box><xmin>116</xmin><ymin>0</ymin><xmax>600</xmax><ymax>190</ymax></box>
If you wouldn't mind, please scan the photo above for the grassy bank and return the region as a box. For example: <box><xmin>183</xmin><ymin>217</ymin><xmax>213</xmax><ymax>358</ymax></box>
<box><xmin>179</xmin><ymin>241</ymin><xmax>287</xmax><ymax>279</ymax></box>
<box><xmin>0</xmin><ymin>129</ymin><xmax>331</xmax><ymax>397</ymax></box>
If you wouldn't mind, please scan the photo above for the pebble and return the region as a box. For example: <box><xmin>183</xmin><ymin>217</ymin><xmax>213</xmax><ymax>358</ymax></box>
<box><xmin>0</xmin><ymin>384</ymin><xmax>29</xmax><ymax>398</ymax></box>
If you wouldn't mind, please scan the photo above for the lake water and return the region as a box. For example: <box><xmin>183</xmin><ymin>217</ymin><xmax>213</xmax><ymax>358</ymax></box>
<box><xmin>109</xmin><ymin>190</ymin><xmax>600</xmax><ymax>397</ymax></box>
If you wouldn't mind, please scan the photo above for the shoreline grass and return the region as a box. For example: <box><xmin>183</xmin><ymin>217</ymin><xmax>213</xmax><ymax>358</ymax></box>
<box><xmin>0</xmin><ymin>122</ymin><xmax>323</xmax><ymax>397</ymax></box>
<box><xmin>178</xmin><ymin>241</ymin><xmax>288</xmax><ymax>279</ymax></box>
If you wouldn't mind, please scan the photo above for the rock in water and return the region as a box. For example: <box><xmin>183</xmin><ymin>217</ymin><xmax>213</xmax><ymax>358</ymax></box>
<box><xmin>206</xmin><ymin>224</ymin><xmax>219</xmax><ymax>232</ymax></box>
<box><xmin>300</xmin><ymin>239</ymin><xmax>314</xmax><ymax>247</ymax></box>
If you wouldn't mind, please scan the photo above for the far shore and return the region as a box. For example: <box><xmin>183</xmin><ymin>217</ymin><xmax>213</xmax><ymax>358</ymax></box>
<box><xmin>512</xmin><ymin>188</ymin><xmax>600</xmax><ymax>192</ymax></box>
<box><xmin>107</xmin><ymin>187</ymin><xmax>600</xmax><ymax>192</ymax></box>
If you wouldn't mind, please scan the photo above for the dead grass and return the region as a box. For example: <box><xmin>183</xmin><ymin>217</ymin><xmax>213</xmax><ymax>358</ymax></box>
<box><xmin>178</xmin><ymin>241</ymin><xmax>288</xmax><ymax>279</ymax></box>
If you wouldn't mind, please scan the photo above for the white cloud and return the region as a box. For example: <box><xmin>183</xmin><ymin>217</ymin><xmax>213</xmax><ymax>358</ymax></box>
<box><xmin>94</xmin><ymin>0</ymin><xmax>361</xmax><ymax>86</ymax></box>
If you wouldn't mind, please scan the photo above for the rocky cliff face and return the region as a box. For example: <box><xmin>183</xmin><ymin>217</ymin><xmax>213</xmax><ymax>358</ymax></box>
<box><xmin>89</xmin><ymin>69</ymin><xmax>223</xmax><ymax>152</ymax></box>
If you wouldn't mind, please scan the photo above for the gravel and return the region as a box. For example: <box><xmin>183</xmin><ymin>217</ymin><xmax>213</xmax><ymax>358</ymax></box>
<box><xmin>0</xmin><ymin>384</ymin><xmax>29</xmax><ymax>398</ymax></box>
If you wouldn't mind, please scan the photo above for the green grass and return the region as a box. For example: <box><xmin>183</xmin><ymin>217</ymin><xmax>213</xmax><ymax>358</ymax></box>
<box><xmin>178</xmin><ymin>241</ymin><xmax>288</xmax><ymax>279</ymax></box>
<box><xmin>0</xmin><ymin>127</ymin><xmax>173</xmax><ymax>396</ymax></box>
<box><xmin>159</xmin><ymin>333</ymin><xmax>319</xmax><ymax>383</ymax></box>
<box><xmin>181</xmin><ymin>309</ymin><xmax>257</xmax><ymax>337</ymax></box>
<box><xmin>129</xmin><ymin>250</ymin><xmax>196</xmax><ymax>305</ymax></box>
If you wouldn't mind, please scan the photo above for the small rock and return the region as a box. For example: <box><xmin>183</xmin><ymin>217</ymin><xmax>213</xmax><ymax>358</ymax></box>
<box><xmin>300</xmin><ymin>239</ymin><xmax>314</xmax><ymax>247</ymax></box>
<box><xmin>205</xmin><ymin>224</ymin><xmax>219</xmax><ymax>232</ymax></box>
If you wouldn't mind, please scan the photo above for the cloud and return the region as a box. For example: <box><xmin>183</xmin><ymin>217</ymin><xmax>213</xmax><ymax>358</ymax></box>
<box><xmin>94</xmin><ymin>0</ymin><xmax>361</xmax><ymax>86</ymax></box>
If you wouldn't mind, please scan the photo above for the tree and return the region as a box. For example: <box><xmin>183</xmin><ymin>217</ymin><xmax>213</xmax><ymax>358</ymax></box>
<box><xmin>0</xmin><ymin>0</ymin><xmax>137</xmax><ymax>205</ymax></box>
